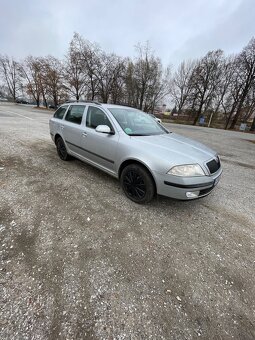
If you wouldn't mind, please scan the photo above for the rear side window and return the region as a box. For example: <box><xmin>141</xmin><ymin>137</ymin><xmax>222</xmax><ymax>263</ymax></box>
<box><xmin>54</xmin><ymin>106</ymin><xmax>68</xmax><ymax>119</ymax></box>
<box><xmin>86</xmin><ymin>106</ymin><xmax>113</xmax><ymax>130</ymax></box>
<box><xmin>65</xmin><ymin>105</ymin><xmax>85</xmax><ymax>125</ymax></box>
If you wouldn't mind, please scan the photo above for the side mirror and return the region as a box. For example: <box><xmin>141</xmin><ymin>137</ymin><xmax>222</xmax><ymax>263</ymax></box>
<box><xmin>95</xmin><ymin>125</ymin><xmax>113</xmax><ymax>134</ymax></box>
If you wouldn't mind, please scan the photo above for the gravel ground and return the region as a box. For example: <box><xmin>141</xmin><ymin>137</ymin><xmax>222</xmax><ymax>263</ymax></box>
<box><xmin>0</xmin><ymin>103</ymin><xmax>255</xmax><ymax>340</ymax></box>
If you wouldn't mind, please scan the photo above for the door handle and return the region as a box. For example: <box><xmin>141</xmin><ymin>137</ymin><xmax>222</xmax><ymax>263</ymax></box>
<box><xmin>82</xmin><ymin>132</ymin><xmax>87</xmax><ymax>137</ymax></box>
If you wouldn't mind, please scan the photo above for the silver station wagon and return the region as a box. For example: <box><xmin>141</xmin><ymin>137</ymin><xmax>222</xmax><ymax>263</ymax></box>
<box><xmin>49</xmin><ymin>102</ymin><xmax>222</xmax><ymax>203</ymax></box>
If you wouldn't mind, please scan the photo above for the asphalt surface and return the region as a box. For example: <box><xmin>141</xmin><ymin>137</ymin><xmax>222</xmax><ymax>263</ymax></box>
<box><xmin>0</xmin><ymin>103</ymin><xmax>255</xmax><ymax>340</ymax></box>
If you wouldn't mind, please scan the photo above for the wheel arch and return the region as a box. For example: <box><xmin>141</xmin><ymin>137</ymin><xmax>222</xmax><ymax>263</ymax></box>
<box><xmin>54</xmin><ymin>133</ymin><xmax>62</xmax><ymax>145</ymax></box>
<box><xmin>118</xmin><ymin>159</ymin><xmax>157</xmax><ymax>194</ymax></box>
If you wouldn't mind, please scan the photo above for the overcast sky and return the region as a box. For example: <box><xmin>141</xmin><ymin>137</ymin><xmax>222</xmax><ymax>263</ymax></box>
<box><xmin>0</xmin><ymin>0</ymin><xmax>254</xmax><ymax>66</ymax></box>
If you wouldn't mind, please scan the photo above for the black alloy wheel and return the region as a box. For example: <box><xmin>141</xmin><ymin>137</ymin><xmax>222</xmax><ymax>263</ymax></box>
<box><xmin>120</xmin><ymin>164</ymin><xmax>155</xmax><ymax>203</ymax></box>
<box><xmin>56</xmin><ymin>137</ymin><xmax>70</xmax><ymax>161</ymax></box>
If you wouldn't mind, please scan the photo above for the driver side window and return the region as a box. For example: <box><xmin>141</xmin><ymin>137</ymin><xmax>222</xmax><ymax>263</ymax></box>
<box><xmin>86</xmin><ymin>106</ymin><xmax>113</xmax><ymax>130</ymax></box>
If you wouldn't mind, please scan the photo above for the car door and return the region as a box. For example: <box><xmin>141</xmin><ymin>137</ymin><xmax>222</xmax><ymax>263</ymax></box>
<box><xmin>61</xmin><ymin>105</ymin><xmax>86</xmax><ymax>155</ymax></box>
<box><xmin>79</xmin><ymin>106</ymin><xmax>119</xmax><ymax>173</ymax></box>
<box><xmin>50</xmin><ymin>105</ymin><xmax>69</xmax><ymax>137</ymax></box>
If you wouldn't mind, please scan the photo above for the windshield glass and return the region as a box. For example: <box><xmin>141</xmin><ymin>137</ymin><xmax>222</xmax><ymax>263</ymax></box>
<box><xmin>109</xmin><ymin>108</ymin><xmax>168</xmax><ymax>136</ymax></box>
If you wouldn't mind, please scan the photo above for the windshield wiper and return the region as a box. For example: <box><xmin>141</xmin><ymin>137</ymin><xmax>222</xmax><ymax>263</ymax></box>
<box><xmin>128</xmin><ymin>131</ymin><xmax>171</xmax><ymax>136</ymax></box>
<box><xmin>128</xmin><ymin>133</ymin><xmax>146</xmax><ymax>136</ymax></box>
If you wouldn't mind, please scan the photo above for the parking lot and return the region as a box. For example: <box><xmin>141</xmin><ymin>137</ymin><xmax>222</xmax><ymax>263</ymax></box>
<box><xmin>0</xmin><ymin>103</ymin><xmax>255</xmax><ymax>339</ymax></box>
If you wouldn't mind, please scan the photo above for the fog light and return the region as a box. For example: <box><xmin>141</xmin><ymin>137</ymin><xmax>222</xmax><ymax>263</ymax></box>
<box><xmin>186</xmin><ymin>191</ymin><xmax>199</xmax><ymax>198</ymax></box>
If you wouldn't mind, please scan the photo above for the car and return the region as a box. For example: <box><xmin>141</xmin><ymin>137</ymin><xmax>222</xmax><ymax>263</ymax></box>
<box><xmin>148</xmin><ymin>113</ymin><xmax>162</xmax><ymax>124</ymax></box>
<box><xmin>48</xmin><ymin>104</ymin><xmax>58</xmax><ymax>109</ymax></box>
<box><xmin>16</xmin><ymin>99</ymin><xmax>29</xmax><ymax>104</ymax></box>
<box><xmin>49</xmin><ymin>102</ymin><xmax>222</xmax><ymax>203</ymax></box>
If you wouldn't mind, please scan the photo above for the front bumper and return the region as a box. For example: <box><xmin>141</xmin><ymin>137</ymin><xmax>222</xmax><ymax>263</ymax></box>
<box><xmin>153</xmin><ymin>168</ymin><xmax>222</xmax><ymax>200</ymax></box>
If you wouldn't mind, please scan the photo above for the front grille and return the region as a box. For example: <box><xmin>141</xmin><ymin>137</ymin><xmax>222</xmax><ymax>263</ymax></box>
<box><xmin>206</xmin><ymin>157</ymin><xmax>221</xmax><ymax>174</ymax></box>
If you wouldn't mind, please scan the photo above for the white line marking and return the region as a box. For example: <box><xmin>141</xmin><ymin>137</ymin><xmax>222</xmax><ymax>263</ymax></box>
<box><xmin>4</xmin><ymin>110</ymin><xmax>34</xmax><ymax>120</ymax></box>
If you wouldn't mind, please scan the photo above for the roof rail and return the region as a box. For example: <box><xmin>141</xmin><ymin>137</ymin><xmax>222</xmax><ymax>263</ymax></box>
<box><xmin>82</xmin><ymin>100</ymin><xmax>102</xmax><ymax>105</ymax></box>
<box><xmin>64</xmin><ymin>100</ymin><xmax>102</xmax><ymax>106</ymax></box>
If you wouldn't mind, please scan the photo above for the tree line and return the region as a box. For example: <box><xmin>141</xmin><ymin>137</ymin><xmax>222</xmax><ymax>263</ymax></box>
<box><xmin>0</xmin><ymin>33</ymin><xmax>169</xmax><ymax>113</ymax></box>
<box><xmin>0</xmin><ymin>33</ymin><xmax>255</xmax><ymax>130</ymax></box>
<box><xmin>170</xmin><ymin>38</ymin><xmax>255</xmax><ymax>130</ymax></box>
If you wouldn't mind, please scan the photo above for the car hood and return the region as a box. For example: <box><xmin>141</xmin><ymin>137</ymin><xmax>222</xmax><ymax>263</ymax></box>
<box><xmin>130</xmin><ymin>133</ymin><xmax>216</xmax><ymax>165</ymax></box>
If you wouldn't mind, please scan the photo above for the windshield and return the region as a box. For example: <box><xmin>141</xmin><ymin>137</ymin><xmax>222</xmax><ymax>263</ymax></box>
<box><xmin>109</xmin><ymin>108</ymin><xmax>169</xmax><ymax>136</ymax></box>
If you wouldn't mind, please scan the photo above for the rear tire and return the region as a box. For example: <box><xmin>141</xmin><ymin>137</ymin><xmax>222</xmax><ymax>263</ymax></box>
<box><xmin>120</xmin><ymin>164</ymin><xmax>155</xmax><ymax>203</ymax></box>
<box><xmin>56</xmin><ymin>137</ymin><xmax>71</xmax><ymax>161</ymax></box>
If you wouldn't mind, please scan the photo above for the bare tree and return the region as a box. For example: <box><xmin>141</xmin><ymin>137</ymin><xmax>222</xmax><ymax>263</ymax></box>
<box><xmin>21</xmin><ymin>56</ymin><xmax>42</xmax><ymax>107</ymax></box>
<box><xmin>143</xmin><ymin>65</ymin><xmax>171</xmax><ymax>112</ymax></box>
<box><xmin>37</xmin><ymin>58</ymin><xmax>49</xmax><ymax>107</ymax></box>
<box><xmin>208</xmin><ymin>56</ymin><xmax>235</xmax><ymax>127</ymax></box>
<box><xmin>42</xmin><ymin>56</ymin><xmax>64</xmax><ymax>107</ymax></box>
<box><xmin>135</xmin><ymin>43</ymin><xmax>159</xmax><ymax>110</ymax></box>
<box><xmin>229</xmin><ymin>38</ymin><xmax>255</xmax><ymax>129</ymax></box>
<box><xmin>0</xmin><ymin>55</ymin><xmax>22</xmax><ymax>101</ymax></box>
<box><xmin>70</xmin><ymin>33</ymin><xmax>101</xmax><ymax>100</ymax></box>
<box><xmin>221</xmin><ymin>60</ymin><xmax>242</xmax><ymax>128</ymax></box>
<box><xmin>63</xmin><ymin>34</ymin><xmax>87</xmax><ymax>101</ymax></box>
<box><xmin>188</xmin><ymin>50</ymin><xmax>224</xmax><ymax>125</ymax></box>
<box><xmin>170</xmin><ymin>60</ymin><xmax>195</xmax><ymax>113</ymax></box>
<box><xmin>94</xmin><ymin>52</ymin><xmax>125</xmax><ymax>103</ymax></box>
<box><xmin>124</xmin><ymin>43</ymin><xmax>170</xmax><ymax>111</ymax></box>
<box><xmin>238</xmin><ymin>80</ymin><xmax>255</xmax><ymax>125</ymax></box>
<box><xmin>109</xmin><ymin>58</ymin><xmax>127</xmax><ymax>104</ymax></box>
<box><xmin>124</xmin><ymin>60</ymin><xmax>136</xmax><ymax>106</ymax></box>
<box><xmin>0</xmin><ymin>84</ymin><xmax>9</xmax><ymax>98</ymax></box>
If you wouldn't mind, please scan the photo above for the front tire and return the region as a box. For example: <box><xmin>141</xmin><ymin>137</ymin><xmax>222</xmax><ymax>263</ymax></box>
<box><xmin>56</xmin><ymin>137</ymin><xmax>71</xmax><ymax>161</ymax></box>
<box><xmin>120</xmin><ymin>164</ymin><xmax>155</xmax><ymax>203</ymax></box>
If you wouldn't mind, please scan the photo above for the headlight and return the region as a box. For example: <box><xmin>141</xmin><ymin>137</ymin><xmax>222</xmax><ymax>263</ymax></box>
<box><xmin>168</xmin><ymin>164</ymin><xmax>205</xmax><ymax>177</ymax></box>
